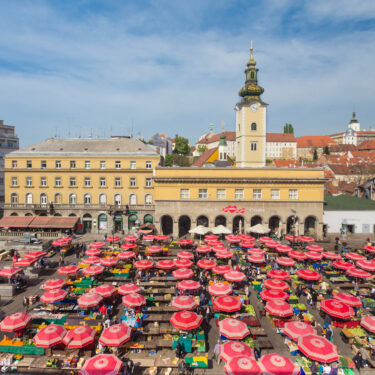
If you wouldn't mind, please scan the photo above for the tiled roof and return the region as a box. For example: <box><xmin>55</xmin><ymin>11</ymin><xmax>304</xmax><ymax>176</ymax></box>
<box><xmin>296</xmin><ymin>136</ymin><xmax>336</xmax><ymax>148</ymax></box>
<box><xmin>329</xmin><ymin>144</ymin><xmax>356</xmax><ymax>153</ymax></box>
<box><xmin>193</xmin><ymin>147</ymin><xmax>217</xmax><ymax>167</ymax></box>
<box><xmin>266</xmin><ymin>133</ymin><xmax>296</xmax><ymax>142</ymax></box>
<box><xmin>328</xmin><ymin>164</ymin><xmax>375</xmax><ymax>175</ymax></box>
<box><xmin>357</xmin><ymin>140</ymin><xmax>375</xmax><ymax>150</ymax></box>
<box><xmin>197</xmin><ymin>131</ymin><xmax>236</xmax><ymax>144</ymax></box>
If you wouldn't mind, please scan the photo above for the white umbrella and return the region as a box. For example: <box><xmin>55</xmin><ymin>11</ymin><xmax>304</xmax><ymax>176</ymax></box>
<box><xmin>212</xmin><ymin>225</ymin><xmax>232</xmax><ymax>235</ymax></box>
<box><xmin>189</xmin><ymin>225</ymin><xmax>211</xmax><ymax>235</ymax></box>
<box><xmin>247</xmin><ymin>223</ymin><xmax>270</xmax><ymax>234</ymax></box>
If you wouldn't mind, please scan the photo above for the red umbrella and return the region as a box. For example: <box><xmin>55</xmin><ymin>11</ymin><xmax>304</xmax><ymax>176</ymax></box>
<box><xmin>321</xmin><ymin>299</ymin><xmax>354</xmax><ymax>319</ymax></box>
<box><xmin>99</xmin><ymin>324</ymin><xmax>132</xmax><ymax>346</ymax></box>
<box><xmin>239</xmin><ymin>234</ymin><xmax>255</xmax><ymax>241</ymax></box>
<box><xmin>178</xmin><ymin>239</ymin><xmax>193</xmax><ymax>246</ymax></box>
<box><xmin>225</xmin><ymin>235</ymin><xmax>241</xmax><ymax>243</ymax></box>
<box><xmin>147</xmin><ymin>245</ymin><xmax>163</xmax><ymax>254</ymax></box>
<box><xmin>120</xmin><ymin>243</ymin><xmax>137</xmax><ymax>250</ymax></box>
<box><xmin>333</xmin><ymin>260</ymin><xmax>355</xmax><ymax>270</ymax></box>
<box><xmin>284</xmin><ymin>321</ymin><xmax>316</xmax><ymax>341</ymax></box>
<box><xmin>213</xmin><ymin>296</ymin><xmax>242</xmax><ymax>312</ymax></box>
<box><xmin>360</xmin><ymin>316</ymin><xmax>375</xmax><ymax>333</ymax></box>
<box><xmin>212</xmin><ymin>265</ymin><xmax>232</xmax><ymax>275</ymax></box>
<box><xmin>122</xmin><ymin>293</ymin><xmax>146</xmax><ymax>308</ymax></box>
<box><xmin>346</xmin><ymin>252</ymin><xmax>366</xmax><ymax>261</ymax></box>
<box><xmin>78</xmin><ymin>292</ymin><xmax>103</xmax><ymax>308</ymax></box>
<box><xmin>63</xmin><ymin>326</ymin><xmax>96</xmax><ymax>348</ymax></box>
<box><xmin>89</xmin><ymin>242</ymin><xmax>105</xmax><ymax>248</ymax></box>
<box><xmin>14</xmin><ymin>257</ymin><xmax>37</xmax><ymax>267</ymax></box>
<box><xmin>263</xmin><ymin>278</ymin><xmax>289</xmax><ymax>291</ymax></box>
<box><xmin>25</xmin><ymin>251</ymin><xmax>47</xmax><ymax>259</ymax></box>
<box><xmin>239</xmin><ymin>241</ymin><xmax>256</xmax><ymax>248</ymax></box>
<box><xmin>216</xmin><ymin>251</ymin><xmax>234</xmax><ymax>259</ymax></box>
<box><xmin>276</xmin><ymin>257</ymin><xmax>295</xmax><ymax>267</ymax></box>
<box><xmin>323</xmin><ymin>251</ymin><xmax>341</xmax><ymax>260</ymax></box>
<box><xmin>143</xmin><ymin>235</ymin><xmax>155</xmax><ymax>241</ymax></box>
<box><xmin>80</xmin><ymin>354</ymin><xmax>122</xmax><ymax>375</ymax></box>
<box><xmin>208</xmin><ymin>282</ymin><xmax>232</xmax><ymax>296</ymax></box>
<box><xmin>174</xmin><ymin>259</ymin><xmax>193</xmax><ymax>268</ymax></box>
<box><xmin>83</xmin><ymin>256</ymin><xmax>101</xmax><ymax>265</ymax></box>
<box><xmin>172</xmin><ymin>268</ymin><xmax>194</xmax><ymax>280</ymax></box>
<box><xmin>267</xmin><ymin>269</ymin><xmax>290</xmax><ymax>280</ymax></box>
<box><xmin>0</xmin><ymin>267</ymin><xmax>22</xmax><ymax>278</ymax></box>
<box><xmin>276</xmin><ymin>245</ymin><xmax>292</xmax><ymax>253</ymax></box>
<box><xmin>260</xmin><ymin>289</ymin><xmax>289</xmax><ymax>301</ymax></box>
<box><xmin>224</xmin><ymin>356</ymin><xmax>261</xmax><ymax>375</ymax></box>
<box><xmin>171</xmin><ymin>296</ymin><xmax>198</xmax><ymax>310</ymax></box>
<box><xmin>285</xmin><ymin>234</ymin><xmax>295</xmax><ymax>241</ymax></box>
<box><xmin>259</xmin><ymin>236</ymin><xmax>273</xmax><ymax>243</ymax></box>
<box><xmin>197</xmin><ymin>259</ymin><xmax>217</xmax><ymax>269</ymax></box>
<box><xmin>124</xmin><ymin>235</ymin><xmax>137</xmax><ymax>242</ymax></box>
<box><xmin>42</xmin><ymin>278</ymin><xmax>66</xmax><ymax>290</ymax></box>
<box><xmin>52</xmin><ymin>239</ymin><xmax>66</xmax><ymax>247</ymax></box>
<box><xmin>265</xmin><ymin>300</ymin><xmax>293</xmax><ymax>317</ymax></box>
<box><xmin>177</xmin><ymin>280</ymin><xmax>201</xmax><ymax>290</ymax></box>
<box><xmin>346</xmin><ymin>268</ymin><xmax>372</xmax><ymax>278</ymax></box>
<box><xmin>118</xmin><ymin>283</ymin><xmax>140</xmax><ymax>295</ymax></box>
<box><xmin>196</xmin><ymin>245</ymin><xmax>212</xmax><ymax>253</ymax></box>
<box><xmin>289</xmin><ymin>250</ymin><xmax>307</xmax><ymax>260</ymax></box>
<box><xmin>260</xmin><ymin>354</ymin><xmax>299</xmax><ymax>375</ymax></box>
<box><xmin>207</xmin><ymin>240</ymin><xmax>222</xmax><ymax>246</ymax></box>
<box><xmin>118</xmin><ymin>251</ymin><xmax>136</xmax><ymax>260</ymax></box>
<box><xmin>298</xmin><ymin>334</ymin><xmax>339</xmax><ymax>363</ymax></box>
<box><xmin>155</xmin><ymin>235</ymin><xmax>170</xmax><ymax>242</ymax></box>
<box><xmin>357</xmin><ymin>259</ymin><xmax>375</xmax><ymax>272</ymax></box>
<box><xmin>83</xmin><ymin>265</ymin><xmax>105</xmax><ymax>276</ymax></box>
<box><xmin>247</xmin><ymin>248</ymin><xmax>265</xmax><ymax>255</ymax></box>
<box><xmin>333</xmin><ymin>292</ymin><xmax>362</xmax><ymax>307</ymax></box>
<box><xmin>40</xmin><ymin>289</ymin><xmax>68</xmax><ymax>303</ymax></box>
<box><xmin>220</xmin><ymin>341</ymin><xmax>254</xmax><ymax>362</ymax></box>
<box><xmin>156</xmin><ymin>260</ymin><xmax>175</xmax><ymax>269</ymax></box>
<box><xmin>205</xmin><ymin>234</ymin><xmax>218</xmax><ymax>241</ymax></box>
<box><xmin>34</xmin><ymin>324</ymin><xmax>67</xmax><ymax>347</ymax></box>
<box><xmin>218</xmin><ymin>318</ymin><xmax>249</xmax><ymax>339</ymax></box>
<box><xmin>299</xmin><ymin>236</ymin><xmax>314</xmax><ymax>243</ymax></box>
<box><xmin>296</xmin><ymin>269</ymin><xmax>322</xmax><ymax>281</ymax></box>
<box><xmin>106</xmin><ymin>236</ymin><xmax>121</xmax><ymax>242</ymax></box>
<box><xmin>93</xmin><ymin>284</ymin><xmax>116</xmax><ymax>298</ymax></box>
<box><xmin>264</xmin><ymin>241</ymin><xmax>280</xmax><ymax>248</ymax></box>
<box><xmin>364</xmin><ymin>245</ymin><xmax>375</xmax><ymax>253</ymax></box>
<box><xmin>306</xmin><ymin>251</ymin><xmax>323</xmax><ymax>260</ymax></box>
<box><xmin>100</xmin><ymin>257</ymin><xmax>118</xmax><ymax>267</ymax></box>
<box><xmin>57</xmin><ymin>265</ymin><xmax>79</xmax><ymax>275</ymax></box>
<box><xmin>170</xmin><ymin>311</ymin><xmax>202</xmax><ymax>330</ymax></box>
<box><xmin>224</xmin><ymin>271</ymin><xmax>246</xmax><ymax>282</ymax></box>
<box><xmin>85</xmin><ymin>248</ymin><xmax>102</xmax><ymax>256</ymax></box>
<box><xmin>134</xmin><ymin>260</ymin><xmax>154</xmax><ymax>269</ymax></box>
<box><xmin>247</xmin><ymin>254</ymin><xmax>265</xmax><ymax>263</ymax></box>
<box><xmin>306</xmin><ymin>245</ymin><xmax>324</xmax><ymax>252</ymax></box>
<box><xmin>0</xmin><ymin>312</ymin><xmax>32</xmax><ymax>332</ymax></box>
<box><xmin>177</xmin><ymin>251</ymin><xmax>194</xmax><ymax>259</ymax></box>
<box><xmin>212</xmin><ymin>244</ymin><xmax>227</xmax><ymax>252</ymax></box>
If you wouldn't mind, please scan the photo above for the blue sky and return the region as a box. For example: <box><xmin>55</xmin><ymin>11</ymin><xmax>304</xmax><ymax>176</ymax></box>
<box><xmin>0</xmin><ymin>0</ymin><xmax>375</xmax><ymax>146</ymax></box>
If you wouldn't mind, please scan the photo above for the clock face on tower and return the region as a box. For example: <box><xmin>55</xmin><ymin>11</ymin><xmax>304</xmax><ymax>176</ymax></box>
<box><xmin>250</xmin><ymin>103</ymin><xmax>259</xmax><ymax>112</ymax></box>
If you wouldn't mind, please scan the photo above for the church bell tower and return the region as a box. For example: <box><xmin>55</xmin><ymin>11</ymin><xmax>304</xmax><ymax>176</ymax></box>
<box><xmin>235</xmin><ymin>42</ymin><xmax>267</xmax><ymax>168</ymax></box>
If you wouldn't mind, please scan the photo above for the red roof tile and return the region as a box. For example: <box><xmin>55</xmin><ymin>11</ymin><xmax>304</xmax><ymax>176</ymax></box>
<box><xmin>266</xmin><ymin>133</ymin><xmax>296</xmax><ymax>142</ymax></box>
<box><xmin>193</xmin><ymin>147</ymin><xmax>217</xmax><ymax>167</ymax></box>
<box><xmin>357</xmin><ymin>140</ymin><xmax>375</xmax><ymax>150</ymax></box>
<box><xmin>297</xmin><ymin>136</ymin><xmax>336</xmax><ymax>148</ymax></box>
<box><xmin>197</xmin><ymin>131</ymin><xmax>236</xmax><ymax>145</ymax></box>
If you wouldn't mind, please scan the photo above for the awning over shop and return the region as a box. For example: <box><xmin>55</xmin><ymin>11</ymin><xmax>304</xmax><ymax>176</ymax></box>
<box><xmin>0</xmin><ymin>216</ymin><xmax>79</xmax><ymax>229</ymax></box>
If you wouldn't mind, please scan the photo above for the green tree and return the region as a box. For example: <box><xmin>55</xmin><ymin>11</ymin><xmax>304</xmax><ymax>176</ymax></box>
<box><xmin>174</xmin><ymin>135</ymin><xmax>191</xmax><ymax>155</ymax></box>
<box><xmin>313</xmin><ymin>148</ymin><xmax>318</xmax><ymax>161</ymax></box>
<box><xmin>323</xmin><ymin>146</ymin><xmax>330</xmax><ymax>155</ymax></box>
<box><xmin>197</xmin><ymin>145</ymin><xmax>207</xmax><ymax>155</ymax></box>
<box><xmin>283</xmin><ymin>123</ymin><xmax>294</xmax><ymax>134</ymax></box>
<box><xmin>165</xmin><ymin>154</ymin><xmax>173</xmax><ymax>166</ymax></box>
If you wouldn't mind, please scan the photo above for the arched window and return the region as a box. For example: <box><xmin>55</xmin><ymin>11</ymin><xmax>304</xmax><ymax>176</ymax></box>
<box><xmin>11</xmin><ymin>193</ymin><xmax>18</xmax><ymax>205</ymax></box>
<box><xmin>69</xmin><ymin>193</ymin><xmax>76</xmax><ymax>205</ymax></box>
<box><xmin>84</xmin><ymin>193</ymin><xmax>91</xmax><ymax>205</ymax></box>
<box><xmin>145</xmin><ymin>194</ymin><xmax>152</xmax><ymax>205</ymax></box>
<box><xmin>251</xmin><ymin>122</ymin><xmax>257</xmax><ymax>131</ymax></box>
<box><xmin>251</xmin><ymin>71</ymin><xmax>255</xmax><ymax>79</ymax></box>
<box><xmin>114</xmin><ymin>194</ymin><xmax>121</xmax><ymax>206</ymax></box>
<box><xmin>25</xmin><ymin>193</ymin><xmax>33</xmax><ymax>205</ymax></box>
<box><xmin>99</xmin><ymin>193</ymin><xmax>107</xmax><ymax>206</ymax></box>
<box><xmin>54</xmin><ymin>193</ymin><xmax>62</xmax><ymax>205</ymax></box>
<box><xmin>129</xmin><ymin>194</ymin><xmax>137</xmax><ymax>205</ymax></box>
<box><xmin>40</xmin><ymin>193</ymin><xmax>47</xmax><ymax>205</ymax></box>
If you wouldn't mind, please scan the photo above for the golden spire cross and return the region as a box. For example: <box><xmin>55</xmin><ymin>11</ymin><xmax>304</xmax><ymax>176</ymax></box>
<box><xmin>250</xmin><ymin>40</ymin><xmax>254</xmax><ymax>61</ymax></box>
